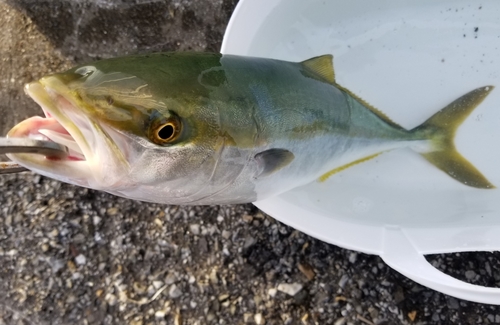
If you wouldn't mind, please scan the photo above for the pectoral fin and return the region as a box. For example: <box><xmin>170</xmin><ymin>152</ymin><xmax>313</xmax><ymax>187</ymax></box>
<box><xmin>255</xmin><ymin>149</ymin><xmax>294</xmax><ymax>178</ymax></box>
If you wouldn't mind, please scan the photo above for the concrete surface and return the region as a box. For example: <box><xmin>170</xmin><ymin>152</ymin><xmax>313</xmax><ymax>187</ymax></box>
<box><xmin>1</xmin><ymin>0</ymin><xmax>500</xmax><ymax>324</ymax></box>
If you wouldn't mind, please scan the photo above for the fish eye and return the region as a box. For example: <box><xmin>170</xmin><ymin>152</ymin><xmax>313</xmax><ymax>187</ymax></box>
<box><xmin>151</xmin><ymin>117</ymin><xmax>182</xmax><ymax>145</ymax></box>
<box><xmin>157</xmin><ymin>123</ymin><xmax>175</xmax><ymax>140</ymax></box>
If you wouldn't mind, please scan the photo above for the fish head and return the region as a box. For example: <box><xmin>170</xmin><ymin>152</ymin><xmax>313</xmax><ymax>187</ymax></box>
<box><xmin>7</xmin><ymin>54</ymin><xmax>226</xmax><ymax>200</ymax></box>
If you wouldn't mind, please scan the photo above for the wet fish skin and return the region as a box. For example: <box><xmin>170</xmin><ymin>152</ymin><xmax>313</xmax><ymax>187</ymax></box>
<box><xmin>6</xmin><ymin>52</ymin><xmax>494</xmax><ymax>205</ymax></box>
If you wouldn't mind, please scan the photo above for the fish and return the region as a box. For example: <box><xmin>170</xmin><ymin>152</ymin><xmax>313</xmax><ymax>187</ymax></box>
<box><xmin>6</xmin><ymin>52</ymin><xmax>495</xmax><ymax>205</ymax></box>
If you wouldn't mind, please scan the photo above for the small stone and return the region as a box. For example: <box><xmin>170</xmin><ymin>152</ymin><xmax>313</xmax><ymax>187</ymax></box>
<box><xmin>107</xmin><ymin>207</ymin><xmax>119</xmax><ymax>215</ymax></box>
<box><xmin>152</xmin><ymin>280</ymin><xmax>164</xmax><ymax>289</ymax></box>
<box><xmin>189</xmin><ymin>224</ymin><xmax>200</xmax><ymax>235</ymax></box>
<box><xmin>50</xmin><ymin>258</ymin><xmax>65</xmax><ymax>273</ymax></box>
<box><xmin>66</xmin><ymin>294</ymin><xmax>77</xmax><ymax>304</ymax></box>
<box><xmin>75</xmin><ymin>254</ymin><xmax>86</xmax><ymax>266</ymax></box>
<box><xmin>41</xmin><ymin>244</ymin><xmax>49</xmax><ymax>252</ymax></box>
<box><xmin>93</xmin><ymin>216</ymin><xmax>102</xmax><ymax>225</ymax></box>
<box><xmin>408</xmin><ymin>310</ymin><xmax>417</xmax><ymax>322</ymax></box>
<box><xmin>174</xmin><ymin>312</ymin><xmax>182</xmax><ymax>325</ymax></box>
<box><xmin>254</xmin><ymin>313</ymin><xmax>264</xmax><ymax>325</ymax></box>
<box><xmin>130</xmin><ymin>318</ymin><xmax>143</xmax><ymax>325</ymax></box>
<box><xmin>169</xmin><ymin>284</ymin><xmax>182</xmax><ymax>299</ymax></box>
<box><xmin>334</xmin><ymin>317</ymin><xmax>346</xmax><ymax>325</ymax></box>
<box><xmin>155</xmin><ymin>310</ymin><xmax>166</xmax><ymax>319</ymax></box>
<box><xmin>447</xmin><ymin>297</ymin><xmax>459</xmax><ymax>310</ymax></box>
<box><xmin>298</xmin><ymin>263</ymin><xmax>315</xmax><ymax>281</ymax></box>
<box><xmin>465</xmin><ymin>270</ymin><xmax>476</xmax><ymax>280</ymax></box>
<box><xmin>165</xmin><ymin>272</ymin><xmax>177</xmax><ymax>285</ymax></box>
<box><xmin>242</xmin><ymin>215</ymin><xmax>253</xmax><ymax>223</ymax></box>
<box><xmin>105</xmin><ymin>293</ymin><xmax>117</xmax><ymax>306</ymax></box>
<box><xmin>210</xmin><ymin>269</ymin><xmax>218</xmax><ymax>285</ymax></box>
<box><xmin>243</xmin><ymin>236</ymin><xmax>256</xmax><ymax>249</ymax></box>
<box><xmin>268</xmin><ymin>288</ymin><xmax>278</xmax><ymax>297</ymax></box>
<box><xmin>154</xmin><ymin>218</ymin><xmax>163</xmax><ymax>227</ymax></box>
<box><xmin>95</xmin><ymin>289</ymin><xmax>104</xmax><ymax>298</ymax></box>
<box><xmin>218</xmin><ymin>294</ymin><xmax>230</xmax><ymax>302</ymax></box>
<box><xmin>338</xmin><ymin>274</ymin><xmax>349</xmax><ymax>288</ymax></box>
<box><xmin>48</xmin><ymin>228</ymin><xmax>59</xmax><ymax>238</ymax></box>
<box><xmin>73</xmin><ymin>233</ymin><xmax>85</xmax><ymax>244</ymax></box>
<box><xmin>67</xmin><ymin>261</ymin><xmax>76</xmax><ymax>272</ymax></box>
<box><xmin>222</xmin><ymin>230</ymin><xmax>231</xmax><ymax>240</ymax></box>
<box><xmin>277</xmin><ymin>283</ymin><xmax>303</xmax><ymax>296</ymax></box>
<box><xmin>348</xmin><ymin>252</ymin><xmax>358</xmax><ymax>263</ymax></box>
<box><xmin>243</xmin><ymin>313</ymin><xmax>253</xmax><ymax>323</ymax></box>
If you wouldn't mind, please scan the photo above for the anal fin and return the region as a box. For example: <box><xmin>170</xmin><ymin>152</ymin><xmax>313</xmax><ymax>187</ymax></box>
<box><xmin>318</xmin><ymin>153</ymin><xmax>382</xmax><ymax>182</ymax></box>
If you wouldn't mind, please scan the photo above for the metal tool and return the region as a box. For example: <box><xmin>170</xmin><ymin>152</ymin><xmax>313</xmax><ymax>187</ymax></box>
<box><xmin>0</xmin><ymin>137</ymin><xmax>68</xmax><ymax>174</ymax></box>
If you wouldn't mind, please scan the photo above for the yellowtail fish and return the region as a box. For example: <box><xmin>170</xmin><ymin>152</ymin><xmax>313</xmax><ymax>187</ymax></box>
<box><xmin>6</xmin><ymin>52</ymin><xmax>495</xmax><ymax>204</ymax></box>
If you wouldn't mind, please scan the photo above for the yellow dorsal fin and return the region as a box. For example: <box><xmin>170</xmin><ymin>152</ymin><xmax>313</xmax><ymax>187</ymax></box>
<box><xmin>301</xmin><ymin>54</ymin><xmax>402</xmax><ymax>130</ymax></box>
<box><xmin>318</xmin><ymin>153</ymin><xmax>383</xmax><ymax>182</ymax></box>
<box><xmin>334</xmin><ymin>83</ymin><xmax>404</xmax><ymax>130</ymax></box>
<box><xmin>301</xmin><ymin>55</ymin><xmax>335</xmax><ymax>83</ymax></box>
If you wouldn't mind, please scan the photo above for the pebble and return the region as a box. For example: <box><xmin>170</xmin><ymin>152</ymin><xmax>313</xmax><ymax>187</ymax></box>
<box><xmin>465</xmin><ymin>270</ymin><xmax>476</xmax><ymax>281</ymax></box>
<box><xmin>277</xmin><ymin>283</ymin><xmax>303</xmax><ymax>296</ymax></box>
<box><xmin>75</xmin><ymin>254</ymin><xmax>87</xmax><ymax>266</ymax></box>
<box><xmin>447</xmin><ymin>297</ymin><xmax>459</xmax><ymax>310</ymax></box>
<box><xmin>334</xmin><ymin>317</ymin><xmax>346</xmax><ymax>325</ymax></box>
<box><xmin>165</xmin><ymin>272</ymin><xmax>178</xmax><ymax>285</ymax></box>
<box><xmin>298</xmin><ymin>262</ymin><xmax>315</xmax><ymax>281</ymax></box>
<box><xmin>153</xmin><ymin>280</ymin><xmax>164</xmax><ymax>289</ymax></box>
<box><xmin>254</xmin><ymin>313</ymin><xmax>264</xmax><ymax>325</ymax></box>
<box><xmin>338</xmin><ymin>274</ymin><xmax>349</xmax><ymax>288</ymax></box>
<box><xmin>169</xmin><ymin>284</ymin><xmax>183</xmax><ymax>299</ymax></box>
<box><xmin>348</xmin><ymin>252</ymin><xmax>357</xmax><ymax>264</ymax></box>
<box><xmin>93</xmin><ymin>216</ymin><xmax>102</xmax><ymax>225</ymax></box>
<box><xmin>155</xmin><ymin>310</ymin><xmax>166</xmax><ymax>319</ymax></box>
<box><xmin>189</xmin><ymin>224</ymin><xmax>200</xmax><ymax>235</ymax></box>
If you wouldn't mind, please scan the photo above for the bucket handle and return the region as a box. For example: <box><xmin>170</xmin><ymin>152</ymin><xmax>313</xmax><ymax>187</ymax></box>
<box><xmin>380</xmin><ymin>226</ymin><xmax>500</xmax><ymax>304</ymax></box>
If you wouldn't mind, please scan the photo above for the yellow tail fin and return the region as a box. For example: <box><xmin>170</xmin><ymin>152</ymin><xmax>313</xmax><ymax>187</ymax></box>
<box><xmin>414</xmin><ymin>86</ymin><xmax>495</xmax><ymax>189</ymax></box>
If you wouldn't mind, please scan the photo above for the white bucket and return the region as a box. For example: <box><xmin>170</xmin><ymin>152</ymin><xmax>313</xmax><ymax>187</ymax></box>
<box><xmin>222</xmin><ymin>0</ymin><xmax>500</xmax><ymax>304</ymax></box>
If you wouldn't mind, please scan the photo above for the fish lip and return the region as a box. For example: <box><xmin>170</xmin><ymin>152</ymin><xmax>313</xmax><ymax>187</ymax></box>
<box><xmin>8</xmin><ymin>78</ymin><xmax>91</xmax><ymax>163</ymax></box>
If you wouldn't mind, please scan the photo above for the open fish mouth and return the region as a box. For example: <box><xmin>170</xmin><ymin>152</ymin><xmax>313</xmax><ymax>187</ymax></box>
<box><xmin>6</xmin><ymin>77</ymin><xmax>94</xmax><ymax>183</ymax></box>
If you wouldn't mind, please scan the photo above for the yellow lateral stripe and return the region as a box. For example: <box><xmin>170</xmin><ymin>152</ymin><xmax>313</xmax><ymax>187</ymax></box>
<box><xmin>318</xmin><ymin>153</ymin><xmax>383</xmax><ymax>182</ymax></box>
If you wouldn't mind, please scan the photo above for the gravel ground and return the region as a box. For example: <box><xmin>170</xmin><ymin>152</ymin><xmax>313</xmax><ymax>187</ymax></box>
<box><xmin>1</xmin><ymin>1</ymin><xmax>500</xmax><ymax>324</ymax></box>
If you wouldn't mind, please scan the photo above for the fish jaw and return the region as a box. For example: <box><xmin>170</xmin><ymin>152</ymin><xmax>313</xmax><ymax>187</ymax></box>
<box><xmin>7</xmin><ymin>77</ymin><xmax>126</xmax><ymax>189</ymax></box>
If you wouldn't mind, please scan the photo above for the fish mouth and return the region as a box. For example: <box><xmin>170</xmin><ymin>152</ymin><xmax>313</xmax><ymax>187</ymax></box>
<box><xmin>7</xmin><ymin>77</ymin><xmax>94</xmax><ymax>184</ymax></box>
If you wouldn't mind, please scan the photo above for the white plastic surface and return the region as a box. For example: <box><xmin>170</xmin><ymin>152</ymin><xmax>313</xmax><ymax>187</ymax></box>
<box><xmin>222</xmin><ymin>0</ymin><xmax>500</xmax><ymax>304</ymax></box>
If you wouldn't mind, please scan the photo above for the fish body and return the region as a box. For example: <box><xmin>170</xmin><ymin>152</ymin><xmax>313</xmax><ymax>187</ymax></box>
<box><xmin>7</xmin><ymin>52</ymin><xmax>494</xmax><ymax>204</ymax></box>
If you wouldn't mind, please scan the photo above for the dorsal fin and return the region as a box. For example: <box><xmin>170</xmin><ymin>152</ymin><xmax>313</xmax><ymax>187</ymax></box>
<box><xmin>301</xmin><ymin>55</ymin><xmax>335</xmax><ymax>83</ymax></box>
<box><xmin>334</xmin><ymin>83</ymin><xmax>404</xmax><ymax>130</ymax></box>
<box><xmin>302</xmin><ymin>54</ymin><xmax>403</xmax><ymax>129</ymax></box>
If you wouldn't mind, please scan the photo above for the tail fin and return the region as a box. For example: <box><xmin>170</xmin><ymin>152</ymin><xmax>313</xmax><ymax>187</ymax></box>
<box><xmin>413</xmin><ymin>86</ymin><xmax>495</xmax><ymax>189</ymax></box>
